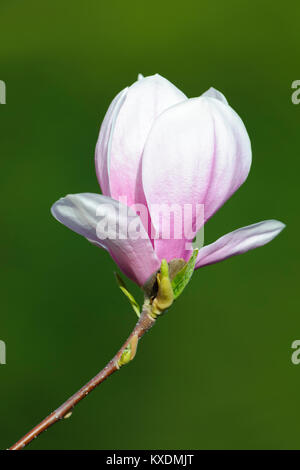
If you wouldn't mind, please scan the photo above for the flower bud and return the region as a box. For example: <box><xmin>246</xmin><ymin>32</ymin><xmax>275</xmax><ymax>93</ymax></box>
<box><xmin>151</xmin><ymin>259</ymin><xmax>174</xmax><ymax>316</ymax></box>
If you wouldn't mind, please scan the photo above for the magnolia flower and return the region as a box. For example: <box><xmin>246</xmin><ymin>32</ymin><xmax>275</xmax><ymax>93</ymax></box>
<box><xmin>51</xmin><ymin>74</ymin><xmax>285</xmax><ymax>286</ymax></box>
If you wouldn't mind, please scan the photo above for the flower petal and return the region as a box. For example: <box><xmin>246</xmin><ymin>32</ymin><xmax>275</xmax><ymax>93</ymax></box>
<box><xmin>201</xmin><ymin>87</ymin><xmax>228</xmax><ymax>104</ymax></box>
<box><xmin>142</xmin><ymin>96</ymin><xmax>252</xmax><ymax>262</ymax></box>
<box><xmin>97</xmin><ymin>74</ymin><xmax>187</xmax><ymax>208</ymax></box>
<box><xmin>195</xmin><ymin>220</ymin><xmax>285</xmax><ymax>268</ymax></box>
<box><xmin>51</xmin><ymin>193</ymin><xmax>160</xmax><ymax>285</ymax></box>
<box><xmin>95</xmin><ymin>88</ymin><xmax>128</xmax><ymax>196</ymax></box>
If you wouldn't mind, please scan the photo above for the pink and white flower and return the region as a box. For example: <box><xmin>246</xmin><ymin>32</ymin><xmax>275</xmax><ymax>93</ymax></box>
<box><xmin>51</xmin><ymin>74</ymin><xmax>285</xmax><ymax>286</ymax></box>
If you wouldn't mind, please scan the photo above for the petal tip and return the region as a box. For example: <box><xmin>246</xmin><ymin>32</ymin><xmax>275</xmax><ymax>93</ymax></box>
<box><xmin>201</xmin><ymin>87</ymin><xmax>229</xmax><ymax>105</ymax></box>
<box><xmin>270</xmin><ymin>219</ymin><xmax>286</xmax><ymax>234</ymax></box>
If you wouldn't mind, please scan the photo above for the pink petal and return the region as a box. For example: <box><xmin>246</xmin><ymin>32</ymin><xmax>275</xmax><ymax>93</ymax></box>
<box><xmin>142</xmin><ymin>95</ymin><xmax>252</xmax><ymax>262</ymax></box>
<box><xmin>96</xmin><ymin>74</ymin><xmax>187</xmax><ymax>208</ymax></box>
<box><xmin>195</xmin><ymin>220</ymin><xmax>285</xmax><ymax>268</ymax></box>
<box><xmin>95</xmin><ymin>88</ymin><xmax>128</xmax><ymax>196</ymax></box>
<box><xmin>51</xmin><ymin>193</ymin><xmax>160</xmax><ymax>285</ymax></box>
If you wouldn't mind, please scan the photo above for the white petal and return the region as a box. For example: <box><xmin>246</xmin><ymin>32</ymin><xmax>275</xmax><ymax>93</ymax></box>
<box><xmin>106</xmin><ymin>74</ymin><xmax>187</xmax><ymax>207</ymax></box>
<box><xmin>201</xmin><ymin>87</ymin><xmax>228</xmax><ymax>105</ymax></box>
<box><xmin>95</xmin><ymin>88</ymin><xmax>128</xmax><ymax>196</ymax></box>
<box><xmin>195</xmin><ymin>220</ymin><xmax>286</xmax><ymax>268</ymax></box>
<box><xmin>51</xmin><ymin>193</ymin><xmax>160</xmax><ymax>285</ymax></box>
<box><xmin>142</xmin><ymin>96</ymin><xmax>252</xmax><ymax>262</ymax></box>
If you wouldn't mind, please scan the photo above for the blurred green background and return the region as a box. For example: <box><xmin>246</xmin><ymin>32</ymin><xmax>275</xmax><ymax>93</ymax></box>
<box><xmin>0</xmin><ymin>0</ymin><xmax>299</xmax><ymax>450</ymax></box>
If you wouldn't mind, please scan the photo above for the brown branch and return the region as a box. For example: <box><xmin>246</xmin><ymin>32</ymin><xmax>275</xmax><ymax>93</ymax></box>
<box><xmin>9</xmin><ymin>308</ymin><xmax>156</xmax><ymax>450</ymax></box>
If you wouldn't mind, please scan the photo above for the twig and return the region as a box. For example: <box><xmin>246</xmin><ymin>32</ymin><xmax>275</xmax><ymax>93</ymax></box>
<box><xmin>9</xmin><ymin>307</ymin><xmax>155</xmax><ymax>450</ymax></box>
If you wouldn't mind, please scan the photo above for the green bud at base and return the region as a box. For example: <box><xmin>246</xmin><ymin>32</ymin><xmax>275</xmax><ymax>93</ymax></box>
<box><xmin>151</xmin><ymin>259</ymin><xmax>174</xmax><ymax>317</ymax></box>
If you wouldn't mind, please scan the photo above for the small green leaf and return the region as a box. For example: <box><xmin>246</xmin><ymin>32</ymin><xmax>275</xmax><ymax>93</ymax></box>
<box><xmin>115</xmin><ymin>272</ymin><xmax>140</xmax><ymax>317</ymax></box>
<box><xmin>118</xmin><ymin>335</ymin><xmax>138</xmax><ymax>367</ymax></box>
<box><xmin>118</xmin><ymin>345</ymin><xmax>132</xmax><ymax>366</ymax></box>
<box><xmin>171</xmin><ymin>249</ymin><xmax>199</xmax><ymax>300</ymax></box>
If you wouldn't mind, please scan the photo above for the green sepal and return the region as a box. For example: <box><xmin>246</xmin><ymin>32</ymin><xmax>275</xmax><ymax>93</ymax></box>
<box><xmin>171</xmin><ymin>249</ymin><xmax>199</xmax><ymax>300</ymax></box>
<box><xmin>115</xmin><ymin>272</ymin><xmax>140</xmax><ymax>317</ymax></box>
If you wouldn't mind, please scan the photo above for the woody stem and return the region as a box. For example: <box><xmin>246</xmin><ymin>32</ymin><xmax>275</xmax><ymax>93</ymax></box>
<box><xmin>9</xmin><ymin>307</ymin><xmax>155</xmax><ymax>450</ymax></box>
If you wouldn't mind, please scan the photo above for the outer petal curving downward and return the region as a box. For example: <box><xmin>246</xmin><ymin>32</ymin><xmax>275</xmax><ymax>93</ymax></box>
<box><xmin>95</xmin><ymin>74</ymin><xmax>187</xmax><ymax>207</ymax></box>
<box><xmin>142</xmin><ymin>94</ymin><xmax>252</xmax><ymax>262</ymax></box>
<box><xmin>51</xmin><ymin>193</ymin><xmax>160</xmax><ymax>285</ymax></box>
<box><xmin>195</xmin><ymin>220</ymin><xmax>285</xmax><ymax>268</ymax></box>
